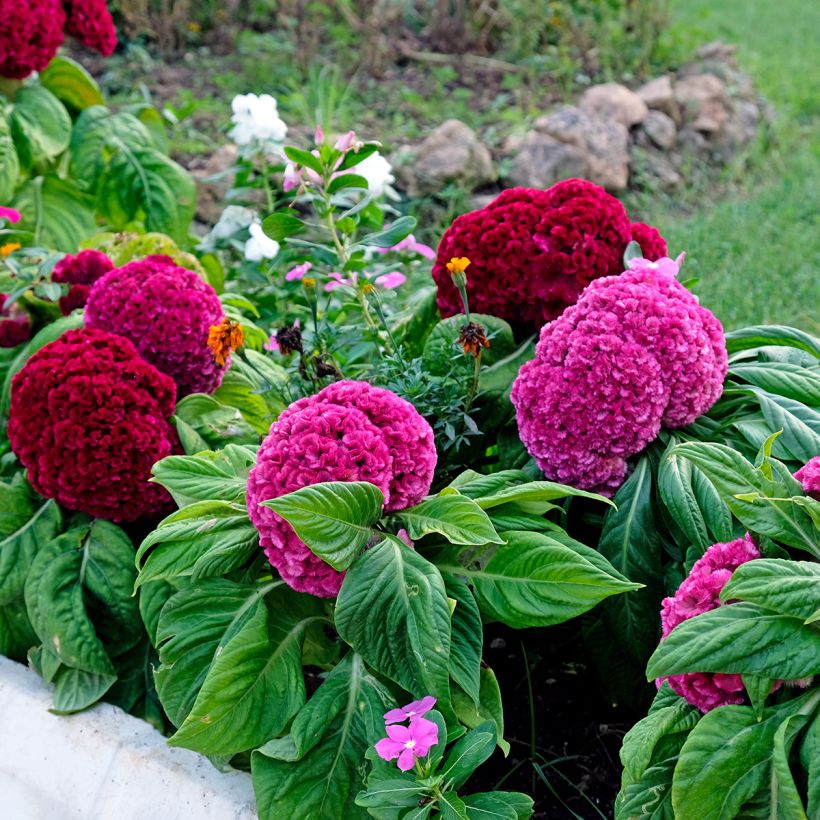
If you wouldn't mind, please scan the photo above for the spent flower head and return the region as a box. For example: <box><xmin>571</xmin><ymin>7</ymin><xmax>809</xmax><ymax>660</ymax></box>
<box><xmin>459</xmin><ymin>322</ymin><xmax>490</xmax><ymax>357</ymax></box>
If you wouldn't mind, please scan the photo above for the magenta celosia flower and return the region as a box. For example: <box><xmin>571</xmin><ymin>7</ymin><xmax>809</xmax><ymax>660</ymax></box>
<box><xmin>52</xmin><ymin>249</ymin><xmax>115</xmax><ymax>315</ymax></box>
<box><xmin>285</xmin><ymin>261</ymin><xmax>312</xmax><ymax>281</ymax></box>
<box><xmin>8</xmin><ymin>328</ymin><xmax>178</xmax><ymax>521</ymax></box>
<box><xmin>63</xmin><ymin>0</ymin><xmax>117</xmax><ymax>56</ymax></box>
<box><xmin>0</xmin><ymin>294</ymin><xmax>31</xmax><ymax>348</ymax></box>
<box><xmin>375</xmin><ymin>272</ymin><xmax>406</xmax><ymax>289</ymax></box>
<box><xmin>0</xmin><ymin>207</ymin><xmax>21</xmax><ymax>223</ymax></box>
<box><xmin>795</xmin><ymin>456</ymin><xmax>820</xmax><ymax>500</ymax></box>
<box><xmin>384</xmin><ymin>696</ymin><xmax>436</xmax><ymax>725</ymax></box>
<box><xmin>375</xmin><ymin>717</ymin><xmax>439</xmax><ymax>772</ymax></box>
<box><xmin>630</xmin><ymin>221</ymin><xmax>668</xmax><ymax>260</ymax></box>
<box><xmin>85</xmin><ymin>255</ymin><xmax>227</xmax><ymax>397</ymax></box>
<box><xmin>511</xmin><ymin>260</ymin><xmax>727</xmax><ymax>495</ymax></box>
<box><xmin>246</xmin><ymin>381</ymin><xmax>436</xmax><ymax>597</ymax></box>
<box><xmin>657</xmin><ymin>535</ymin><xmax>760</xmax><ymax>712</ymax></box>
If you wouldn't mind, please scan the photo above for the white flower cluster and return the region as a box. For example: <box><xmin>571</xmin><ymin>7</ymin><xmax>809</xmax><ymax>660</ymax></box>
<box><xmin>229</xmin><ymin>93</ymin><xmax>287</xmax><ymax>150</ymax></box>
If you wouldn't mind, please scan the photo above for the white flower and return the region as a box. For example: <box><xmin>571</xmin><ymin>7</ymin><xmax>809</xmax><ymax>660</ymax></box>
<box><xmin>229</xmin><ymin>93</ymin><xmax>288</xmax><ymax>147</ymax></box>
<box><xmin>245</xmin><ymin>222</ymin><xmax>280</xmax><ymax>262</ymax></box>
<box><xmin>355</xmin><ymin>152</ymin><xmax>395</xmax><ymax>197</ymax></box>
<box><xmin>209</xmin><ymin>205</ymin><xmax>255</xmax><ymax>241</ymax></box>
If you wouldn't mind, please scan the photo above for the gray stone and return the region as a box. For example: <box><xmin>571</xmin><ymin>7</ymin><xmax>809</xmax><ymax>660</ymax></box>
<box><xmin>636</xmin><ymin>75</ymin><xmax>679</xmax><ymax>121</ymax></box>
<box><xmin>579</xmin><ymin>82</ymin><xmax>648</xmax><ymax>127</ymax></box>
<box><xmin>640</xmin><ymin>110</ymin><xmax>677</xmax><ymax>150</ymax></box>
<box><xmin>532</xmin><ymin>105</ymin><xmax>630</xmax><ymax>191</ymax></box>
<box><xmin>506</xmin><ymin>132</ymin><xmax>590</xmax><ymax>189</ymax></box>
<box><xmin>637</xmin><ymin>151</ymin><xmax>682</xmax><ymax>190</ymax></box>
<box><xmin>674</xmin><ymin>74</ymin><xmax>731</xmax><ymax>133</ymax></box>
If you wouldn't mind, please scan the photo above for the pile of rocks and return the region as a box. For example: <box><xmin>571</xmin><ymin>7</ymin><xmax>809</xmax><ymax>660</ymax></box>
<box><xmin>396</xmin><ymin>42</ymin><xmax>772</xmax><ymax>197</ymax></box>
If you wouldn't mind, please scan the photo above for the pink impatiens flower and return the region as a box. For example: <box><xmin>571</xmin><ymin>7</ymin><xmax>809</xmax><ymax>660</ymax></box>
<box><xmin>283</xmin><ymin>163</ymin><xmax>301</xmax><ymax>192</ymax></box>
<box><xmin>384</xmin><ymin>695</ymin><xmax>436</xmax><ymax>725</ymax></box>
<box><xmin>375</xmin><ymin>716</ymin><xmax>439</xmax><ymax>772</ymax></box>
<box><xmin>334</xmin><ymin>130</ymin><xmax>358</xmax><ymax>152</ymax></box>
<box><xmin>0</xmin><ymin>207</ymin><xmax>21</xmax><ymax>223</ymax></box>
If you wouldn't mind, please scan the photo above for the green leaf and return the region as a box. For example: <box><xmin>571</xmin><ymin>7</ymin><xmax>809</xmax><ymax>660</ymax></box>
<box><xmin>725</xmin><ymin>325</ymin><xmax>820</xmax><ymax>358</ymax></box>
<box><xmin>439</xmin><ymin>792</ymin><xmax>469</xmax><ymax>820</ymax></box>
<box><xmin>729</xmin><ymin>361</ymin><xmax>820</xmax><ymax>405</ymax></box>
<box><xmin>359</xmin><ymin>216</ymin><xmax>416</xmax><ymax>248</ymax></box>
<box><xmin>646</xmin><ymin>602</ymin><xmax>820</xmax><ymax>681</ymax></box>
<box><xmin>672</xmin><ymin>691</ymin><xmax>820</xmax><ymax>820</ymax></box>
<box><xmin>802</xmin><ymin>713</ymin><xmax>820</xmax><ymax>818</ymax></box>
<box><xmin>173</xmin><ymin>393</ymin><xmax>258</xmax><ymax>450</ymax></box>
<box><xmin>252</xmin><ymin>653</ymin><xmax>393</xmax><ymax>820</ymax></box>
<box><xmin>150</xmin><ymin>445</ymin><xmax>256</xmax><ymax>507</ymax></box>
<box><xmin>439</xmin><ymin>531</ymin><xmax>640</xmax><ymax>629</ymax></box>
<box><xmin>474</xmin><ymin>480</ymin><xmax>614</xmax><ymax>512</ymax></box>
<box><xmin>169</xmin><ymin>585</ymin><xmax>324</xmax><ymax>755</ymax></box>
<box><xmin>447</xmin><ymin>470</ymin><xmax>530</xmax><ymax>500</ymax></box>
<box><xmin>283</xmin><ymin>146</ymin><xmax>325</xmax><ymax>175</ymax></box>
<box><xmin>742</xmin><ymin>388</ymin><xmax>820</xmax><ymax>462</ymax></box>
<box><xmin>743</xmin><ymin>675</ymin><xmax>775</xmax><ymax>720</ymax></box>
<box><xmin>328</xmin><ymin>173</ymin><xmax>369</xmax><ymax>194</ymax></box>
<box><xmin>452</xmin><ymin>666</ymin><xmax>509</xmax><ymax>756</ymax></box>
<box><xmin>354</xmin><ymin>779</ymin><xmax>425</xmax><ymax>811</ymax></box>
<box><xmin>10</xmin><ymin>85</ymin><xmax>71</xmax><ymax>166</ymax></box>
<box><xmin>136</xmin><ymin>500</ymin><xmax>259</xmax><ymax>588</ymax></box>
<box><xmin>262</xmin><ymin>211</ymin><xmax>305</xmax><ymax>241</ymax></box>
<box><xmin>446</xmin><ymin>579</ymin><xmax>482</xmax><ymax>706</ymax></box>
<box><xmin>336</xmin><ymin>143</ymin><xmax>379</xmax><ymax>172</ymax></box>
<box><xmin>396</xmin><ymin>494</ymin><xmax>503</xmax><ymax>546</ymax></box>
<box><xmin>50</xmin><ymin>666</ymin><xmax>118</xmax><ymax>714</ymax></box>
<box><xmin>263</xmin><ymin>481</ymin><xmax>384</xmax><ymax>571</ymax></box>
<box><xmin>0</xmin><ymin>597</ymin><xmax>37</xmax><ymax>661</ymax></box>
<box><xmin>0</xmin><ymin>111</ymin><xmax>20</xmax><ymax>202</ymax></box>
<box><xmin>771</xmin><ymin>714</ymin><xmax>810</xmax><ymax>820</ymax></box>
<box><xmin>39</xmin><ymin>56</ymin><xmax>105</xmax><ymax>110</ymax></box>
<box><xmin>658</xmin><ymin>442</ymin><xmax>712</xmax><ymax>552</ymax></box>
<box><xmin>616</xmin><ymin>755</ymin><xmax>677</xmax><ymax>820</ymax></box>
<box><xmin>721</xmin><ymin>559</ymin><xmax>820</xmax><ymax>621</ymax></box>
<box><xmin>463</xmin><ymin>791</ymin><xmax>534</xmax><ymax>819</ymax></box>
<box><xmin>336</xmin><ymin>536</ymin><xmax>454</xmax><ymax>719</ymax></box>
<box><xmin>441</xmin><ymin>723</ymin><xmax>496</xmax><ymax>790</ymax></box>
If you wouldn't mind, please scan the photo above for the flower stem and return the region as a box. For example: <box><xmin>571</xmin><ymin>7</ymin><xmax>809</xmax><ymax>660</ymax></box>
<box><xmin>465</xmin><ymin>348</ymin><xmax>483</xmax><ymax>412</ymax></box>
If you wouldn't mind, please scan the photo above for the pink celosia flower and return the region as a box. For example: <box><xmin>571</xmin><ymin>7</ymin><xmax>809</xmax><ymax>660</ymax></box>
<box><xmin>285</xmin><ymin>261</ymin><xmax>312</xmax><ymax>281</ymax></box>
<box><xmin>283</xmin><ymin>163</ymin><xmax>301</xmax><ymax>192</ymax></box>
<box><xmin>657</xmin><ymin>535</ymin><xmax>761</xmax><ymax>712</ymax></box>
<box><xmin>375</xmin><ymin>272</ymin><xmax>406</xmax><ymax>289</ymax></box>
<box><xmin>627</xmin><ymin>252</ymin><xmax>686</xmax><ymax>279</ymax></box>
<box><xmin>378</xmin><ymin>234</ymin><xmax>436</xmax><ymax>260</ymax></box>
<box><xmin>375</xmin><ymin>717</ymin><xmax>439</xmax><ymax>772</ymax></box>
<box><xmin>52</xmin><ymin>249</ymin><xmax>114</xmax><ymax>315</ymax></box>
<box><xmin>384</xmin><ymin>696</ymin><xmax>436</xmax><ymax>725</ymax></box>
<box><xmin>0</xmin><ymin>207</ymin><xmax>21</xmax><ymax>223</ymax></box>
<box><xmin>795</xmin><ymin>456</ymin><xmax>820</xmax><ymax>500</ymax></box>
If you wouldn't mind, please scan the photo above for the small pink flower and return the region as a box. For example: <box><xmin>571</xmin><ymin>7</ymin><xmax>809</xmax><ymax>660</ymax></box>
<box><xmin>375</xmin><ymin>272</ymin><xmax>406</xmax><ymax>290</ymax></box>
<box><xmin>0</xmin><ymin>207</ymin><xmax>21</xmax><ymax>224</ymax></box>
<box><xmin>375</xmin><ymin>716</ymin><xmax>439</xmax><ymax>772</ymax></box>
<box><xmin>384</xmin><ymin>695</ymin><xmax>436</xmax><ymax>725</ymax></box>
<box><xmin>285</xmin><ymin>262</ymin><xmax>312</xmax><ymax>281</ymax></box>
<box><xmin>378</xmin><ymin>234</ymin><xmax>436</xmax><ymax>260</ymax></box>
<box><xmin>314</xmin><ymin>125</ymin><xmax>325</xmax><ymax>145</ymax></box>
<box><xmin>334</xmin><ymin>130</ymin><xmax>357</xmax><ymax>152</ymax></box>
<box><xmin>283</xmin><ymin>163</ymin><xmax>301</xmax><ymax>192</ymax></box>
<box><xmin>324</xmin><ymin>271</ymin><xmax>357</xmax><ymax>292</ymax></box>
<box><xmin>627</xmin><ymin>252</ymin><xmax>686</xmax><ymax>278</ymax></box>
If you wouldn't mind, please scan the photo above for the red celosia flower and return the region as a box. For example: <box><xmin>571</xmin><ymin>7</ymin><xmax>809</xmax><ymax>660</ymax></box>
<box><xmin>63</xmin><ymin>0</ymin><xmax>117</xmax><ymax>56</ymax></box>
<box><xmin>630</xmin><ymin>222</ymin><xmax>668</xmax><ymax>259</ymax></box>
<box><xmin>432</xmin><ymin>179</ymin><xmax>668</xmax><ymax>332</ymax></box>
<box><xmin>0</xmin><ymin>294</ymin><xmax>31</xmax><ymax>348</ymax></box>
<box><xmin>8</xmin><ymin>328</ymin><xmax>178</xmax><ymax>521</ymax></box>
<box><xmin>85</xmin><ymin>255</ymin><xmax>227</xmax><ymax>397</ymax></box>
<box><xmin>0</xmin><ymin>0</ymin><xmax>66</xmax><ymax>79</ymax></box>
<box><xmin>52</xmin><ymin>249</ymin><xmax>115</xmax><ymax>315</ymax></box>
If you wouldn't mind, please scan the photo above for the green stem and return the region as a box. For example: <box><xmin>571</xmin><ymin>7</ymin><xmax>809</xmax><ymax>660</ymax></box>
<box><xmin>369</xmin><ymin>288</ymin><xmax>401</xmax><ymax>358</ymax></box>
<box><xmin>465</xmin><ymin>348</ymin><xmax>483</xmax><ymax>412</ymax></box>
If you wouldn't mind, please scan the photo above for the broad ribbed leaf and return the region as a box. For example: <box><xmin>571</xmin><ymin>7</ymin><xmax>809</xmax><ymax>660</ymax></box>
<box><xmin>336</xmin><ymin>536</ymin><xmax>453</xmax><ymax>717</ymax></box>
<box><xmin>475</xmin><ymin>480</ymin><xmax>614</xmax><ymax>511</ymax></box>
<box><xmin>721</xmin><ymin>559</ymin><xmax>820</xmax><ymax>621</ymax></box>
<box><xmin>802</xmin><ymin>713</ymin><xmax>820</xmax><ymax>818</ymax></box>
<box><xmin>263</xmin><ymin>481</ymin><xmax>384</xmax><ymax>571</ymax></box>
<box><xmin>725</xmin><ymin>325</ymin><xmax>820</xmax><ymax>358</ymax></box>
<box><xmin>463</xmin><ymin>792</ymin><xmax>533</xmax><ymax>819</ymax></box>
<box><xmin>452</xmin><ymin>666</ymin><xmax>508</xmax><ymax>755</ymax></box>
<box><xmin>396</xmin><ymin>494</ymin><xmax>503</xmax><ymax>546</ymax></box>
<box><xmin>40</xmin><ymin>56</ymin><xmax>105</xmax><ymax>110</ymax></box>
<box><xmin>445</xmin><ymin>578</ymin><xmax>482</xmax><ymax>706</ymax></box>
<box><xmin>447</xmin><ymin>470</ymin><xmax>530</xmax><ymax>499</ymax></box>
<box><xmin>10</xmin><ymin>85</ymin><xmax>71</xmax><ymax>166</ymax></box>
<box><xmin>772</xmin><ymin>715</ymin><xmax>810</xmax><ymax>820</ymax></box>
<box><xmin>744</xmin><ymin>389</ymin><xmax>820</xmax><ymax>462</ymax></box>
<box><xmin>730</xmin><ymin>361</ymin><xmax>820</xmax><ymax>405</ymax></box>
<box><xmin>0</xmin><ymin>111</ymin><xmax>19</xmax><ymax>201</ymax></box>
<box><xmin>658</xmin><ymin>443</ymin><xmax>712</xmax><ymax>552</ymax></box>
<box><xmin>359</xmin><ymin>216</ymin><xmax>416</xmax><ymax>248</ymax></box>
<box><xmin>646</xmin><ymin>602</ymin><xmax>820</xmax><ymax>681</ymax></box>
<box><xmin>441</xmin><ymin>723</ymin><xmax>496</xmax><ymax>790</ymax></box>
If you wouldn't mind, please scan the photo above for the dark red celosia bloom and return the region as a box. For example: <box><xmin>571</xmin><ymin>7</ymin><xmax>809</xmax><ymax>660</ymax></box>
<box><xmin>52</xmin><ymin>249</ymin><xmax>115</xmax><ymax>315</ymax></box>
<box><xmin>0</xmin><ymin>294</ymin><xmax>32</xmax><ymax>348</ymax></box>
<box><xmin>432</xmin><ymin>179</ymin><xmax>668</xmax><ymax>332</ymax></box>
<box><xmin>63</xmin><ymin>0</ymin><xmax>117</xmax><ymax>56</ymax></box>
<box><xmin>85</xmin><ymin>255</ymin><xmax>227</xmax><ymax>398</ymax></box>
<box><xmin>0</xmin><ymin>0</ymin><xmax>66</xmax><ymax>79</ymax></box>
<box><xmin>8</xmin><ymin>328</ymin><xmax>178</xmax><ymax>522</ymax></box>
<box><xmin>631</xmin><ymin>222</ymin><xmax>668</xmax><ymax>259</ymax></box>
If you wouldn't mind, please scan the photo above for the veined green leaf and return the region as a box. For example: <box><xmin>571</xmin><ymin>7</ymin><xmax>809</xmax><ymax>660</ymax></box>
<box><xmin>396</xmin><ymin>494</ymin><xmax>503</xmax><ymax>546</ymax></box>
<box><xmin>721</xmin><ymin>559</ymin><xmax>820</xmax><ymax>620</ymax></box>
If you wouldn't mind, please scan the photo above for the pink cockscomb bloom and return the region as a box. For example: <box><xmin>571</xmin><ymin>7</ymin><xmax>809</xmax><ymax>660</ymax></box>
<box><xmin>52</xmin><ymin>249</ymin><xmax>115</xmax><ymax>315</ymax></box>
<box><xmin>246</xmin><ymin>381</ymin><xmax>436</xmax><ymax>597</ymax></box>
<box><xmin>7</xmin><ymin>328</ymin><xmax>178</xmax><ymax>522</ymax></box>
<box><xmin>511</xmin><ymin>260</ymin><xmax>727</xmax><ymax>495</ymax></box>
<box><xmin>375</xmin><ymin>716</ymin><xmax>439</xmax><ymax>772</ymax></box>
<box><xmin>85</xmin><ymin>255</ymin><xmax>227</xmax><ymax>397</ymax></box>
<box><xmin>657</xmin><ymin>535</ymin><xmax>760</xmax><ymax>712</ymax></box>
<box><xmin>0</xmin><ymin>0</ymin><xmax>65</xmax><ymax>79</ymax></box>
<box><xmin>795</xmin><ymin>456</ymin><xmax>820</xmax><ymax>500</ymax></box>
<box><xmin>384</xmin><ymin>696</ymin><xmax>436</xmax><ymax>725</ymax></box>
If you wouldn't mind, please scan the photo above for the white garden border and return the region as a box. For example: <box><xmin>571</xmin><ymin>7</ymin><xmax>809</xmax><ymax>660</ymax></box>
<box><xmin>0</xmin><ymin>657</ymin><xmax>257</xmax><ymax>820</ymax></box>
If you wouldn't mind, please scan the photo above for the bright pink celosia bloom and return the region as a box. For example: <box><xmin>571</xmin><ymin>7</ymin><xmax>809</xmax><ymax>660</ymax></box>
<box><xmin>375</xmin><ymin>716</ymin><xmax>439</xmax><ymax>772</ymax></box>
<box><xmin>375</xmin><ymin>272</ymin><xmax>406</xmax><ymax>289</ymax></box>
<box><xmin>246</xmin><ymin>381</ymin><xmax>436</xmax><ymax>597</ymax></box>
<box><xmin>511</xmin><ymin>260</ymin><xmax>727</xmax><ymax>494</ymax></box>
<box><xmin>795</xmin><ymin>456</ymin><xmax>820</xmax><ymax>500</ymax></box>
<box><xmin>285</xmin><ymin>261</ymin><xmax>312</xmax><ymax>281</ymax></box>
<box><xmin>85</xmin><ymin>255</ymin><xmax>227</xmax><ymax>397</ymax></box>
<box><xmin>52</xmin><ymin>249</ymin><xmax>115</xmax><ymax>315</ymax></box>
<box><xmin>657</xmin><ymin>535</ymin><xmax>760</xmax><ymax>712</ymax></box>
<box><xmin>384</xmin><ymin>696</ymin><xmax>436</xmax><ymax>725</ymax></box>
<box><xmin>0</xmin><ymin>207</ymin><xmax>21</xmax><ymax>223</ymax></box>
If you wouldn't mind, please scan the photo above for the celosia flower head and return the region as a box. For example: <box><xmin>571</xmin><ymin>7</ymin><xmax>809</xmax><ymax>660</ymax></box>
<box><xmin>630</xmin><ymin>221</ymin><xmax>668</xmax><ymax>260</ymax></box>
<box><xmin>795</xmin><ymin>456</ymin><xmax>820</xmax><ymax>500</ymax></box>
<box><xmin>432</xmin><ymin>180</ymin><xmax>667</xmax><ymax>332</ymax></box>
<box><xmin>246</xmin><ymin>381</ymin><xmax>436</xmax><ymax>597</ymax></box>
<box><xmin>52</xmin><ymin>249</ymin><xmax>115</xmax><ymax>315</ymax></box>
<box><xmin>85</xmin><ymin>255</ymin><xmax>227</xmax><ymax>397</ymax></box>
<box><xmin>657</xmin><ymin>535</ymin><xmax>760</xmax><ymax>712</ymax></box>
<box><xmin>8</xmin><ymin>328</ymin><xmax>177</xmax><ymax>521</ymax></box>
<box><xmin>375</xmin><ymin>717</ymin><xmax>439</xmax><ymax>772</ymax></box>
<box><xmin>0</xmin><ymin>294</ymin><xmax>31</xmax><ymax>348</ymax></box>
<box><xmin>63</xmin><ymin>0</ymin><xmax>117</xmax><ymax>56</ymax></box>
<box><xmin>511</xmin><ymin>260</ymin><xmax>727</xmax><ymax>494</ymax></box>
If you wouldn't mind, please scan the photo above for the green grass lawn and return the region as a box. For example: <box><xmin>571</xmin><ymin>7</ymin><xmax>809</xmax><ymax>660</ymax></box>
<box><xmin>649</xmin><ymin>0</ymin><xmax>820</xmax><ymax>332</ymax></box>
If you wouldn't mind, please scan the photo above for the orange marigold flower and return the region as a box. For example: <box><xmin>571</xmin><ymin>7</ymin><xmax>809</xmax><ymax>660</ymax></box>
<box><xmin>446</xmin><ymin>257</ymin><xmax>471</xmax><ymax>275</ymax></box>
<box><xmin>207</xmin><ymin>318</ymin><xmax>244</xmax><ymax>367</ymax></box>
<box><xmin>1</xmin><ymin>242</ymin><xmax>21</xmax><ymax>257</ymax></box>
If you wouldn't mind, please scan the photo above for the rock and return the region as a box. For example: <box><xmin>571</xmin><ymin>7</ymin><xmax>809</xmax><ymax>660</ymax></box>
<box><xmin>189</xmin><ymin>144</ymin><xmax>239</xmax><ymax>225</ymax></box>
<box><xmin>506</xmin><ymin>132</ymin><xmax>590</xmax><ymax>190</ymax></box>
<box><xmin>579</xmin><ymin>82</ymin><xmax>648</xmax><ymax>128</ymax></box>
<box><xmin>636</xmin><ymin>75</ymin><xmax>679</xmax><ymax>122</ymax></box>
<box><xmin>636</xmin><ymin>150</ymin><xmax>682</xmax><ymax>191</ymax></box>
<box><xmin>674</xmin><ymin>74</ymin><xmax>731</xmax><ymax>133</ymax></box>
<box><xmin>640</xmin><ymin>110</ymin><xmax>677</xmax><ymax>150</ymax></box>
<box><xmin>531</xmin><ymin>105</ymin><xmax>630</xmax><ymax>191</ymax></box>
<box><xmin>411</xmin><ymin>119</ymin><xmax>495</xmax><ymax>193</ymax></box>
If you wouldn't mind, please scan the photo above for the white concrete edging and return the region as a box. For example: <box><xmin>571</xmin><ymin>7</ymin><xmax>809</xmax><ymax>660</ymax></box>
<box><xmin>0</xmin><ymin>656</ymin><xmax>257</xmax><ymax>820</ymax></box>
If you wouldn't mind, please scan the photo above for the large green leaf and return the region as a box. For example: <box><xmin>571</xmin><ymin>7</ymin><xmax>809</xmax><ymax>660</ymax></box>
<box><xmin>721</xmin><ymin>559</ymin><xmax>820</xmax><ymax>621</ymax></box>
<box><xmin>438</xmin><ymin>530</ymin><xmax>640</xmax><ymax>629</ymax></box>
<box><xmin>802</xmin><ymin>713</ymin><xmax>820</xmax><ymax>818</ymax></box>
<box><xmin>0</xmin><ymin>596</ymin><xmax>37</xmax><ymax>661</ymax></box>
<box><xmin>462</xmin><ymin>792</ymin><xmax>533</xmax><ymax>819</ymax></box>
<box><xmin>474</xmin><ymin>480</ymin><xmax>614</xmax><ymax>512</ymax></box>
<box><xmin>447</xmin><ymin>470</ymin><xmax>530</xmax><ymax>500</ymax></box>
<box><xmin>252</xmin><ymin>653</ymin><xmax>393</xmax><ymax>820</ymax></box>
<box><xmin>39</xmin><ymin>56</ymin><xmax>105</xmax><ymax>110</ymax></box>
<box><xmin>396</xmin><ymin>494</ymin><xmax>503</xmax><ymax>546</ymax></box>
<box><xmin>169</xmin><ymin>585</ymin><xmax>325</xmax><ymax>755</ymax></box>
<box><xmin>173</xmin><ymin>393</ymin><xmax>258</xmax><ymax>452</ymax></box>
<box><xmin>440</xmin><ymin>723</ymin><xmax>496</xmax><ymax>790</ymax></box>
<box><xmin>336</xmin><ymin>535</ymin><xmax>454</xmax><ymax>718</ymax></box>
<box><xmin>742</xmin><ymin>388</ymin><xmax>820</xmax><ymax>462</ymax></box>
<box><xmin>658</xmin><ymin>441</ymin><xmax>712</xmax><ymax>552</ymax></box>
<box><xmin>725</xmin><ymin>325</ymin><xmax>820</xmax><ymax>358</ymax></box>
<box><xmin>730</xmin><ymin>361</ymin><xmax>820</xmax><ymax>405</ymax></box>
<box><xmin>10</xmin><ymin>85</ymin><xmax>71</xmax><ymax>167</ymax></box>
<box><xmin>452</xmin><ymin>666</ymin><xmax>508</xmax><ymax>755</ymax></box>
<box><xmin>0</xmin><ymin>111</ymin><xmax>20</xmax><ymax>201</ymax></box>
<box><xmin>445</xmin><ymin>578</ymin><xmax>482</xmax><ymax>706</ymax></box>
<box><xmin>263</xmin><ymin>481</ymin><xmax>384</xmax><ymax>571</ymax></box>
<box><xmin>646</xmin><ymin>602</ymin><xmax>820</xmax><ymax>681</ymax></box>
